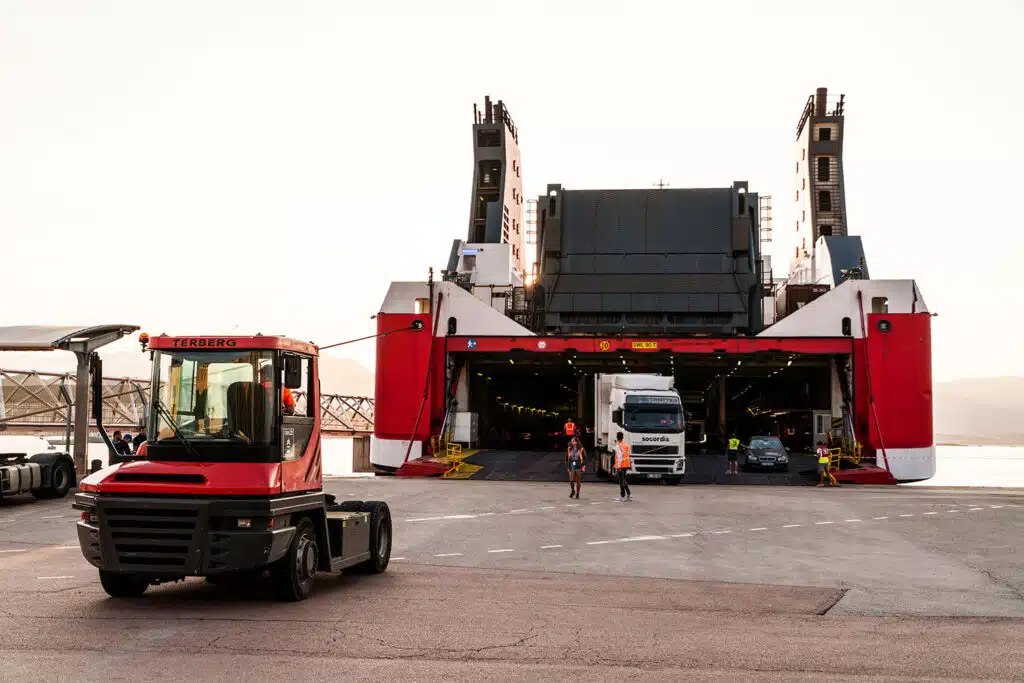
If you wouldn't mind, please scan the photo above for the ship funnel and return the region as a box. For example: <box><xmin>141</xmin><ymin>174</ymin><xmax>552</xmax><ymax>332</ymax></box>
<box><xmin>815</xmin><ymin>87</ymin><xmax>827</xmax><ymax>116</ymax></box>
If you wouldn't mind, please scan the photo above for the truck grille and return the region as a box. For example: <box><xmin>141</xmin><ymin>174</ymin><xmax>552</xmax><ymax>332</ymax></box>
<box><xmin>632</xmin><ymin>445</ymin><xmax>679</xmax><ymax>455</ymax></box>
<box><xmin>102</xmin><ymin>505</ymin><xmax>199</xmax><ymax>568</ymax></box>
<box><xmin>632</xmin><ymin>456</ymin><xmax>677</xmax><ymax>473</ymax></box>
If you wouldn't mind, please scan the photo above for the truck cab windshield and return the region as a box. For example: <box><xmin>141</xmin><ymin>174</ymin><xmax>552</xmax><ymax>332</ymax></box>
<box><xmin>148</xmin><ymin>350</ymin><xmax>277</xmax><ymax>456</ymax></box>
<box><xmin>623</xmin><ymin>407</ymin><xmax>683</xmax><ymax>433</ymax></box>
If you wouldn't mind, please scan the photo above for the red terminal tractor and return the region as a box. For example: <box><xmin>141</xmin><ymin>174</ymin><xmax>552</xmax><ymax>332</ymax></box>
<box><xmin>74</xmin><ymin>333</ymin><xmax>393</xmax><ymax>601</ymax></box>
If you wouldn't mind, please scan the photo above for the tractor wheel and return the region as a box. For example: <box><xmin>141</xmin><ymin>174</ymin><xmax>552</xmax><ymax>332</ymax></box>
<box><xmin>272</xmin><ymin>517</ymin><xmax>319</xmax><ymax>601</ymax></box>
<box><xmin>350</xmin><ymin>501</ymin><xmax>392</xmax><ymax>574</ymax></box>
<box><xmin>99</xmin><ymin>570</ymin><xmax>150</xmax><ymax>598</ymax></box>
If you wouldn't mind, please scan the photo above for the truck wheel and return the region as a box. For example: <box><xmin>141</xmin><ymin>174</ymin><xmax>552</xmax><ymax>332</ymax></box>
<box><xmin>30</xmin><ymin>454</ymin><xmax>74</xmax><ymax>499</ymax></box>
<box><xmin>273</xmin><ymin>517</ymin><xmax>319</xmax><ymax>601</ymax></box>
<box><xmin>351</xmin><ymin>501</ymin><xmax>392</xmax><ymax>574</ymax></box>
<box><xmin>99</xmin><ymin>570</ymin><xmax>150</xmax><ymax>598</ymax></box>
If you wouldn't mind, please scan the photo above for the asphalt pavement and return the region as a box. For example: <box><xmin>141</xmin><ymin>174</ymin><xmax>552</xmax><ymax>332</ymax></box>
<box><xmin>1</xmin><ymin>478</ymin><xmax>1021</xmax><ymax>681</ymax></box>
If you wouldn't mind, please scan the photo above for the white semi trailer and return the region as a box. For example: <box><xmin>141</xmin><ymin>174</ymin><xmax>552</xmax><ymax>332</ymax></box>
<box><xmin>593</xmin><ymin>374</ymin><xmax>685</xmax><ymax>485</ymax></box>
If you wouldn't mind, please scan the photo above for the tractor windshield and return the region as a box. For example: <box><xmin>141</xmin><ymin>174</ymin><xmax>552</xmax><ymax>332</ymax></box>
<box><xmin>148</xmin><ymin>349</ymin><xmax>276</xmax><ymax>453</ymax></box>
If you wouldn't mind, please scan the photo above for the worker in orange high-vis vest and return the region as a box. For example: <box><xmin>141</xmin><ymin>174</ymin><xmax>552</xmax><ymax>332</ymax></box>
<box><xmin>614</xmin><ymin>431</ymin><xmax>632</xmax><ymax>501</ymax></box>
<box><xmin>564</xmin><ymin>418</ymin><xmax>577</xmax><ymax>438</ymax></box>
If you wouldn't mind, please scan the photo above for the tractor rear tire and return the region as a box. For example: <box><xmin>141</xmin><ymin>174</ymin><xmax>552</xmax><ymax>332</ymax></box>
<box><xmin>30</xmin><ymin>454</ymin><xmax>74</xmax><ymax>499</ymax></box>
<box><xmin>99</xmin><ymin>570</ymin><xmax>150</xmax><ymax>598</ymax></box>
<box><xmin>272</xmin><ymin>517</ymin><xmax>319</xmax><ymax>601</ymax></box>
<box><xmin>350</xmin><ymin>501</ymin><xmax>392</xmax><ymax>574</ymax></box>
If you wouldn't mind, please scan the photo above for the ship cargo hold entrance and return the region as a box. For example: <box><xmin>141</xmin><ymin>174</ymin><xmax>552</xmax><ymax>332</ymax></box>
<box><xmin>448</xmin><ymin>337</ymin><xmax>850</xmax><ymax>484</ymax></box>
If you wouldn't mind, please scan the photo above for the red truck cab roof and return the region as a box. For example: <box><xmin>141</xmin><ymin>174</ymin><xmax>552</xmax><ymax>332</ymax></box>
<box><xmin>146</xmin><ymin>334</ymin><xmax>318</xmax><ymax>356</ymax></box>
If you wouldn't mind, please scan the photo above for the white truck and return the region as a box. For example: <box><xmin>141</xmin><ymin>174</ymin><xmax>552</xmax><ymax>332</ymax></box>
<box><xmin>593</xmin><ymin>374</ymin><xmax>685</xmax><ymax>485</ymax></box>
<box><xmin>0</xmin><ymin>435</ymin><xmax>76</xmax><ymax>500</ymax></box>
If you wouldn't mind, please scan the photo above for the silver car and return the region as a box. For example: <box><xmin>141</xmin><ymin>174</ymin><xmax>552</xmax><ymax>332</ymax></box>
<box><xmin>741</xmin><ymin>436</ymin><xmax>790</xmax><ymax>472</ymax></box>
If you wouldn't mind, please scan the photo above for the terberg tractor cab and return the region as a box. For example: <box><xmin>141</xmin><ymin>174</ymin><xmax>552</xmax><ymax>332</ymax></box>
<box><xmin>74</xmin><ymin>334</ymin><xmax>393</xmax><ymax>601</ymax></box>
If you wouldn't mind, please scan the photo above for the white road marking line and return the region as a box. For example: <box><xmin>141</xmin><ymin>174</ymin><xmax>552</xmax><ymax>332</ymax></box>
<box><xmin>55</xmin><ymin>545</ymin><xmax>79</xmax><ymax>550</ymax></box>
<box><xmin>508</xmin><ymin>509</ymin><xmax>528</xmax><ymax>514</ymax></box>
<box><xmin>539</xmin><ymin>506</ymin><xmax>556</xmax><ymax>510</ymax></box>
<box><xmin>946</xmin><ymin>510</ymin><xmax>960</xmax><ymax>513</ymax></box>
<box><xmin>922</xmin><ymin>512</ymin><xmax>938</xmax><ymax>515</ymax></box>
<box><xmin>899</xmin><ymin>514</ymin><xmax>914</xmax><ymax>517</ymax></box>
<box><xmin>488</xmin><ymin>549</ymin><xmax>515</xmax><ymax>553</ymax></box>
<box><xmin>873</xmin><ymin>516</ymin><xmax>888</xmax><ymax>520</ymax></box>
<box><xmin>749</xmin><ymin>527</ymin><xmax>767</xmax><ymax>531</ymax></box>
<box><xmin>540</xmin><ymin>545</ymin><xmax>562</xmax><ymax>549</ymax></box>
<box><xmin>40</xmin><ymin>515</ymin><xmax>65</xmax><ymax>520</ymax></box>
<box><xmin>590</xmin><ymin>502</ymin><xmax>603</xmax><ymax>505</ymax></box>
<box><xmin>478</xmin><ymin>512</ymin><xmax>497</xmax><ymax>517</ymax></box>
<box><xmin>391</xmin><ymin>557</ymin><xmax>407</xmax><ymax>561</ymax></box>
<box><xmin>587</xmin><ymin>535</ymin><xmax>666</xmax><ymax>545</ymax></box>
<box><xmin>670</xmin><ymin>533</ymin><xmax>694</xmax><ymax>538</ymax></box>
<box><xmin>37</xmin><ymin>576</ymin><xmax>74</xmax><ymax>580</ymax></box>
<box><xmin>988</xmin><ymin>505</ymin><xmax>1003</xmax><ymax>509</ymax></box>
<box><xmin>815</xmin><ymin>521</ymin><xmax>834</xmax><ymax>525</ymax></box>
<box><xmin>845</xmin><ymin>519</ymin><xmax>862</xmax><ymax>523</ymax></box>
<box><xmin>566</xmin><ymin>504</ymin><xmax>581</xmax><ymax>508</ymax></box>
<box><xmin>782</xmin><ymin>524</ymin><xmax>801</xmax><ymax>528</ymax></box>
<box><xmin>712</xmin><ymin>530</ymin><xmax>732</xmax><ymax>535</ymax></box>
<box><xmin>1006</xmin><ymin>504</ymin><xmax>1019</xmax><ymax>508</ymax></box>
<box><xmin>0</xmin><ymin>549</ymin><xmax>28</xmax><ymax>554</ymax></box>
<box><xmin>968</xmin><ymin>508</ymin><xmax>983</xmax><ymax>511</ymax></box>
<box><xmin>406</xmin><ymin>514</ymin><xmax>478</xmax><ymax>522</ymax></box>
<box><xmin>433</xmin><ymin>553</ymin><xmax>463</xmax><ymax>557</ymax></box>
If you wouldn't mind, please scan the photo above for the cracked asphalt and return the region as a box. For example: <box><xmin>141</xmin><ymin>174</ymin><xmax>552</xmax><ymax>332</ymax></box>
<box><xmin>1</xmin><ymin>478</ymin><xmax>1022</xmax><ymax>681</ymax></box>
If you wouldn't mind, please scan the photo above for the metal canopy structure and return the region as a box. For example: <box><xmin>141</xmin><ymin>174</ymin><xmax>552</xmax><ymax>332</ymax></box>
<box><xmin>0</xmin><ymin>324</ymin><xmax>139</xmax><ymax>473</ymax></box>
<box><xmin>0</xmin><ymin>325</ymin><xmax>139</xmax><ymax>352</ymax></box>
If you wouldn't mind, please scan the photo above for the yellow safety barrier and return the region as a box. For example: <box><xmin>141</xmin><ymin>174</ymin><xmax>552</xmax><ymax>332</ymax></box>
<box><xmin>434</xmin><ymin>439</ymin><xmax>482</xmax><ymax>479</ymax></box>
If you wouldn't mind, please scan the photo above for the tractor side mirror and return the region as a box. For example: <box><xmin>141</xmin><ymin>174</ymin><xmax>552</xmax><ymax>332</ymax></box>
<box><xmin>283</xmin><ymin>355</ymin><xmax>303</xmax><ymax>389</ymax></box>
<box><xmin>612</xmin><ymin>409</ymin><xmax>623</xmax><ymax>425</ymax></box>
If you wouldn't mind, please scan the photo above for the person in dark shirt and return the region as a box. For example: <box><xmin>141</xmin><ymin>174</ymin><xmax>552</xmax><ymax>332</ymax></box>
<box><xmin>114</xmin><ymin>433</ymin><xmax>132</xmax><ymax>456</ymax></box>
<box><xmin>132</xmin><ymin>430</ymin><xmax>146</xmax><ymax>454</ymax></box>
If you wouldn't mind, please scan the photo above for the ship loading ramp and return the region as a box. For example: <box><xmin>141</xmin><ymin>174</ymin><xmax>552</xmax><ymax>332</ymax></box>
<box><xmin>447</xmin><ymin>336</ymin><xmax>846</xmax><ymax>484</ymax></box>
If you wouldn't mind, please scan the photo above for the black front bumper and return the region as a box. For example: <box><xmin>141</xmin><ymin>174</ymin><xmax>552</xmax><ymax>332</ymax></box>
<box><xmin>73</xmin><ymin>492</ymin><xmax>323</xmax><ymax>576</ymax></box>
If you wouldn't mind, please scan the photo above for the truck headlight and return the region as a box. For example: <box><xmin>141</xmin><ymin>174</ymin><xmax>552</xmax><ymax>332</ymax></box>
<box><xmin>674</xmin><ymin>459</ymin><xmax>685</xmax><ymax>470</ymax></box>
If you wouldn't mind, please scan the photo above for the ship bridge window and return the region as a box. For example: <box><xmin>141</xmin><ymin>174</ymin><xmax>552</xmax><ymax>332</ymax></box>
<box><xmin>477</xmin><ymin>128</ymin><xmax>501</xmax><ymax>147</ymax></box>
<box><xmin>818</xmin><ymin>190</ymin><xmax>832</xmax><ymax>212</ymax></box>
<box><xmin>817</xmin><ymin>157</ymin><xmax>831</xmax><ymax>181</ymax></box>
<box><xmin>818</xmin><ymin>127</ymin><xmax>832</xmax><ymax>141</ymax></box>
<box><xmin>872</xmin><ymin>297</ymin><xmax>889</xmax><ymax>314</ymax></box>
<box><xmin>414</xmin><ymin>298</ymin><xmax>430</xmax><ymax>314</ymax></box>
<box><xmin>819</xmin><ymin>225</ymin><xmax>832</xmax><ymax>237</ymax></box>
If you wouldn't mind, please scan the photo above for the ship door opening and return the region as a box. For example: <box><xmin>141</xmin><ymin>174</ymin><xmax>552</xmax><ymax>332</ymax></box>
<box><xmin>447</xmin><ymin>350</ymin><xmax>845</xmax><ymax>484</ymax></box>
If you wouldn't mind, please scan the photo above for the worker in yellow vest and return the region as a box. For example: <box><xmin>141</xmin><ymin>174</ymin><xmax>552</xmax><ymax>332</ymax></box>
<box><xmin>816</xmin><ymin>441</ymin><xmax>834</xmax><ymax>487</ymax></box>
<box><xmin>614</xmin><ymin>431</ymin><xmax>632</xmax><ymax>502</ymax></box>
<box><xmin>727</xmin><ymin>435</ymin><xmax>741</xmax><ymax>475</ymax></box>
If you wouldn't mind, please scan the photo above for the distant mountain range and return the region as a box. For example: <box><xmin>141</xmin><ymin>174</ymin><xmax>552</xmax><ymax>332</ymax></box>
<box><xmin>933</xmin><ymin>377</ymin><xmax>1024</xmax><ymax>446</ymax></box>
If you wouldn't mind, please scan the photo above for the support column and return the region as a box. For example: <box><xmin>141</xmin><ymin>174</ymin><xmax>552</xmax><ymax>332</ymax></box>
<box><xmin>73</xmin><ymin>352</ymin><xmax>91</xmax><ymax>475</ymax></box>
<box><xmin>717</xmin><ymin>374</ymin><xmax>727</xmax><ymax>445</ymax></box>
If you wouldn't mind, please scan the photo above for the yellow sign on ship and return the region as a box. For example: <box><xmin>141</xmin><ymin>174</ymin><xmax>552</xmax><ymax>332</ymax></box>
<box><xmin>632</xmin><ymin>341</ymin><xmax>658</xmax><ymax>350</ymax></box>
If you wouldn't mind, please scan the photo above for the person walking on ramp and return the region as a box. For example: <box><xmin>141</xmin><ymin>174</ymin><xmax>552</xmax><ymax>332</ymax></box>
<box><xmin>614</xmin><ymin>431</ymin><xmax>632</xmax><ymax>502</ymax></box>
<box><xmin>567</xmin><ymin>437</ymin><xmax>585</xmax><ymax>499</ymax></box>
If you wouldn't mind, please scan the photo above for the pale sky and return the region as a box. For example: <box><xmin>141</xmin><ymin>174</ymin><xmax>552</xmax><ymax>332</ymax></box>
<box><xmin>1</xmin><ymin>1</ymin><xmax>1021</xmax><ymax>382</ymax></box>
